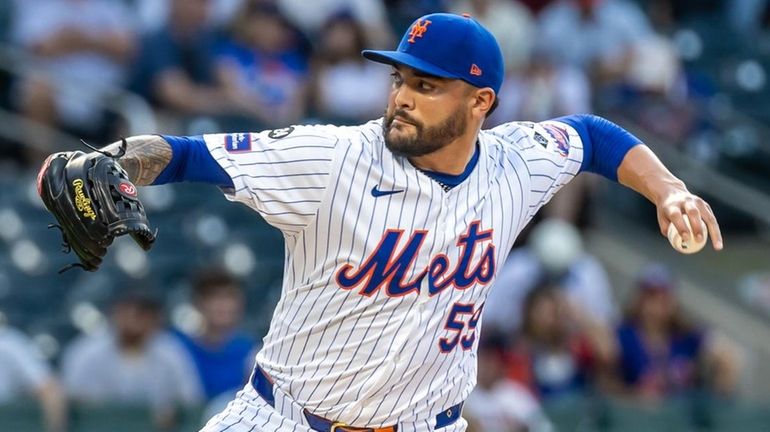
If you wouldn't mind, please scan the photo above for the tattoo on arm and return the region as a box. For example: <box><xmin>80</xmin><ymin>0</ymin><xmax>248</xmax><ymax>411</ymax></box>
<box><xmin>102</xmin><ymin>135</ymin><xmax>172</xmax><ymax>186</ymax></box>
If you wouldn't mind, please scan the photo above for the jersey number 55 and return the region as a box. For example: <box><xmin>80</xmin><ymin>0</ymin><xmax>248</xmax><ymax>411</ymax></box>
<box><xmin>439</xmin><ymin>302</ymin><xmax>484</xmax><ymax>353</ymax></box>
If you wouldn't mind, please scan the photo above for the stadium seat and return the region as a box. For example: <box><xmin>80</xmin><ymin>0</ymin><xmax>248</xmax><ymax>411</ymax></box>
<box><xmin>0</xmin><ymin>401</ymin><xmax>45</xmax><ymax>432</ymax></box>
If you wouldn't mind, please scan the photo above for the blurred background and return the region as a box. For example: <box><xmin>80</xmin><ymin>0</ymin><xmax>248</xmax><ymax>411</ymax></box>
<box><xmin>0</xmin><ymin>0</ymin><xmax>768</xmax><ymax>431</ymax></box>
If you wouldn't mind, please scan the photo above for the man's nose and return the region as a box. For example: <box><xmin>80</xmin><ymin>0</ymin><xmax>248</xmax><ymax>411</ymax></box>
<box><xmin>393</xmin><ymin>85</ymin><xmax>414</xmax><ymax>110</ymax></box>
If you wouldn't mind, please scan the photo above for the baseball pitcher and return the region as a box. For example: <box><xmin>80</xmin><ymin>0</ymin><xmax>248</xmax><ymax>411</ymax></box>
<box><xmin>37</xmin><ymin>13</ymin><xmax>722</xmax><ymax>432</ymax></box>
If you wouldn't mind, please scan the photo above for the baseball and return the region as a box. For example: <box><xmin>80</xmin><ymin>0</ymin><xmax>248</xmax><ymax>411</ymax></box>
<box><xmin>667</xmin><ymin>217</ymin><xmax>708</xmax><ymax>254</ymax></box>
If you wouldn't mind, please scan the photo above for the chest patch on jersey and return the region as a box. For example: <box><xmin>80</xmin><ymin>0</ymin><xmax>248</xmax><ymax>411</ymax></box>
<box><xmin>225</xmin><ymin>133</ymin><xmax>252</xmax><ymax>152</ymax></box>
<box><xmin>335</xmin><ymin>221</ymin><xmax>496</xmax><ymax>298</ymax></box>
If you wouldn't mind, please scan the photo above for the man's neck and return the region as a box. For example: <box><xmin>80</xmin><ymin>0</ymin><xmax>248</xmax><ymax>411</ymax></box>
<box><xmin>408</xmin><ymin>128</ymin><xmax>480</xmax><ymax>175</ymax></box>
<box><xmin>170</xmin><ymin>21</ymin><xmax>201</xmax><ymax>40</ymax></box>
<box><xmin>200</xmin><ymin>326</ymin><xmax>231</xmax><ymax>346</ymax></box>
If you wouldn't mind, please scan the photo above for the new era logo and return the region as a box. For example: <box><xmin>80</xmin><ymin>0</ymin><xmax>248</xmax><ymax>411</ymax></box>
<box><xmin>470</xmin><ymin>64</ymin><xmax>482</xmax><ymax>76</ymax></box>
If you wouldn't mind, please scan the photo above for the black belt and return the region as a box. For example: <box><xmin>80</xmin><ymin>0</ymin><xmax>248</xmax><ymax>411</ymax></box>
<box><xmin>250</xmin><ymin>365</ymin><xmax>463</xmax><ymax>431</ymax></box>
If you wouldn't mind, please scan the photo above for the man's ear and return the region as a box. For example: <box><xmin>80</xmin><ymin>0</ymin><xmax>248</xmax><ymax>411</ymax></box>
<box><xmin>471</xmin><ymin>88</ymin><xmax>496</xmax><ymax>116</ymax></box>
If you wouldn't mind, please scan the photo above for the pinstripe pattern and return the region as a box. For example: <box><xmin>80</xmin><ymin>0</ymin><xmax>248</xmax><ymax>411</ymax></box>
<box><xmin>201</xmin><ymin>118</ymin><xmax>584</xmax><ymax>431</ymax></box>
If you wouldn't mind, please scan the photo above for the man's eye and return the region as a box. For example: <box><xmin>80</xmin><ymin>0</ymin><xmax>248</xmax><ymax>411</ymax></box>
<box><xmin>390</xmin><ymin>72</ymin><xmax>402</xmax><ymax>84</ymax></box>
<box><xmin>419</xmin><ymin>81</ymin><xmax>433</xmax><ymax>91</ymax></box>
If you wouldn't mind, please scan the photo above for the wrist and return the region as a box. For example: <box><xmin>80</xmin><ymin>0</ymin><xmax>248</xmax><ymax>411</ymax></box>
<box><xmin>650</xmin><ymin>176</ymin><xmax>688</xmax><ymax>205</ymax></box>
<box><xmin>617</xmin><ymin>146</ymin><xmax>687</xmax><ymax>204</ymax></box>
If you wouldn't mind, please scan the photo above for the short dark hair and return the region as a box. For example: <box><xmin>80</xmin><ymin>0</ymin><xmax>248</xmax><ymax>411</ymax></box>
<box><xmin>192</xmin><ymin>267</ymin><xmax>241</xmax><ymax>301</ymax></box>
<box><xmin>111</xmin><ymin>287</ymin><xmax>163</xmax><ymax>314</ymax></box>
<box><xmin>477</xmin><ymin>328</ymin><xmax>509</xmax><ymax>361</ymax></box>
<box><xmin>486</xmin><ymin>96</ymin><xmax>500</xmax><ymax>118</ymax></box>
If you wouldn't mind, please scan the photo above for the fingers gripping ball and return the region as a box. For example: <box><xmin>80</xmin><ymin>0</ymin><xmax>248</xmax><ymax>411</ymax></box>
<box><xmin>36</xmin><ymin>140</ymin><xmax>156</xmax><ymax>272</ymax></box>
<box><xmin>667</xmin><ymin>217</ymin><xmax>707</xmax><ymax>254</ymax></box>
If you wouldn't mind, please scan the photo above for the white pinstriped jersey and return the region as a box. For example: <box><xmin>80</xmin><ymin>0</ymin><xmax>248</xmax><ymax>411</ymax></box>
<box><xmin>203</xmin><ymin>118</ymin><xmax>584</xmax><ymax>429</ymax></box>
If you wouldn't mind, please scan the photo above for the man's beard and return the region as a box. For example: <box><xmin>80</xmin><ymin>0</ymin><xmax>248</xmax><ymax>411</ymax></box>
<box><xmin>382</xmin><ymin>107</ymin><xmax>467</xmax><ymax>158</ymax></box>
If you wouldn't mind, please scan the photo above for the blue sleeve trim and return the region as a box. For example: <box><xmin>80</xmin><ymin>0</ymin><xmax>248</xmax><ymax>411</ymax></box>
<box><xmin>152</xmin><ymin>135</ymin><xmax>234</xmax><ymax>187</ymax></box>
<box><xmin>555</xmin><ymin>114</ymin><xmax>642</xmax><ymax>181</ymax></box>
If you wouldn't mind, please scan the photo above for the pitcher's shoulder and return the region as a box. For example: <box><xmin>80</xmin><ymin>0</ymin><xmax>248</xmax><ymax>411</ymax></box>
<box><xmin>482</xmin><ymin>121</ymin><xmax>538</xmax><ymax>148</ymax></box>
<box><xmin>483</xmin><ymin>120</ymin><xmax>581</xmax><ymax>159</ymax></box>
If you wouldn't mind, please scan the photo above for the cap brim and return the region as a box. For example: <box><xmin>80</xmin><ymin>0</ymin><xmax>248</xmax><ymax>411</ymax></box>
<box><xmin>362</xmin><ymin>50</ymin><xmax>460</xmax><ymax>80</ymax></box>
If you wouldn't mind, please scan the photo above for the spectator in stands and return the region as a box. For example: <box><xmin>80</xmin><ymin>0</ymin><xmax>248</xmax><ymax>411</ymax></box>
<box><xmin>537</xmin><ymin>0</ymin><xmax>652</xmax><ymax>82</ymax></box>
<box><xmin>10</xmin><ymin>0</ymin><xmax>136</xmax><ymax>155</ymax></box>
<box><xmin>277</xmin><ymin>0</ymin><xmax>393</xmax><ymax>47</ymax></box>
<box><xmin>484</xmin><ymin>219</ymin><xmax>617</xmax><ymax>333</ymax></box>
<box><xmin>215</xmin><ymin>0</ymin><xmax>309</xmax><ymax>129</ymax></box>
<box><xmin>518</xmin><ymin>0</ymin><xmax>559</xmax><ymax>15</ymax></box>
<box><xmin>383</xmin><ymin>0</ymin><xmax>447</xmax><ymax>37</ymax></box>
<box><xmin>61</xmin><ymin>290</ymin><xmax>202</xmax><ymax>429</ymax></box>
<box><xmin>464</xmin><ymin>330</ymin><xmax>553</xmax><ymax>432</ymax></box>
<box><xmin>487</xmin><ymin>44</ymin><xmax>591</xmax><ymax>127</ymax></box>
<box><xmin>0</xmin><ymin>325</ymin><xmax>67</xmax><ymax>432</ymax></box>
<box><xmin>645</xmin><ymin>0</ymin><xmax>723</xmax><ymax>30</ymax></box>
<box><xmin>730</xmin><ymin>0</ymin><xmax>770</xmax><ymax>35</ymax></box>
<box><xmin>174</xmin><ymin>268</ymin><xmax>256</xmax><ymax>402</ymax></box>
<box><xmin>610</xmin><ymin>33</ymin><xmax>695</xmax><ymax>142</ymax></box>
<box><xmin>132</xmin><ymin>0</ymin><xmax>247</xmax><ymax>34</ymax></box>
<box><xmin>130</xmin><ymin>0</ymin><xmax>232</xmax><ymax>121</ymax></box>
<box><xmin>309</xmin><ymin>13</ymin><xmax>391</xmax><ymax>124</ymax></box>
<box><xmin>449</xmin><ymin>0</ymin><xmax>535</xmax><ymax>74</ymax></box>
<box><xmin>507</xmin><ymin>285</ymin><xmax>613</xmax><ymax>401</ymax></box>
<box><xmin>608</xmin><ymin>264</ymin><xmax>741</xmax><ymax>401</ymax></box>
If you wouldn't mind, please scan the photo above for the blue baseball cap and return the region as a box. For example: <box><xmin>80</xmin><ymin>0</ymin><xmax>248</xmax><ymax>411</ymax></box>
<box><xmin>362</xmin><ymin>13</ymin><xmax>504</xmax><ymax>94</ymax></box>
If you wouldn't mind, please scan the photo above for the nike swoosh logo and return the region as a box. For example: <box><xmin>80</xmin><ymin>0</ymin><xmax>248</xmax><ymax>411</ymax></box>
<box><xmin>371</xmin><ymin>185</ymin><xmax>404</xmax><ymax>197</ymax></box>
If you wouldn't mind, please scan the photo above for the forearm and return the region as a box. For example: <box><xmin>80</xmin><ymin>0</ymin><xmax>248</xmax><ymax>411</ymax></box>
<box><xmin>90</xmin><ymin>32</ymin><xmax>135</xmax><ymax>62</ymax></box>
<box><xmin>37</xmin><ymin>379</ymin><xmax>67</xmax><ymax>432</ymax></box>
<box><xmin>158</xmin><ymin>72</ymin><xmax>231</xmax><ymax>115</ymax></box>
<box><xmin>103</xmin><ymin>134</ymin><xmax>232</xmax><ymax>187</ymax></box>
<box><xmin>617</xmin><ymin>145</ymin><xmax>687</xmax><ymax>204</ymax></box>
<box><xmin>707</xmin><ymin>333</ymin><xmax>741</xmax><ymax>396</ymax></box>
<box><xmin>102</xmin><ymin>135</ymin><xmax>172</xmax><ymax>186</ymax></box>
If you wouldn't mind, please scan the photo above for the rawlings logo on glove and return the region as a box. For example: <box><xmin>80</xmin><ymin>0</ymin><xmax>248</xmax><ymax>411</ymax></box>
<box><xmin>72</xmin><ymin>179</ymin><xmax>97</xmax><ymax>220</ymax></box>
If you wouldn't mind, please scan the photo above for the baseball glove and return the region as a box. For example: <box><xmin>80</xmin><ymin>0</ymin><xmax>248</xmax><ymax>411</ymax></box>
<box><xmin>36</xmin><ymin>139</ymin><xmax>156</xmax><ymax>273</ymax></box>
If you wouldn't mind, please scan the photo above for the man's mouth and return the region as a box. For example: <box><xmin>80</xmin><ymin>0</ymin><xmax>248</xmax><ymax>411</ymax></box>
<box><xmin>392</xmin><ymin>116</ymin><xmax>415</xmax><ymax>126</ymax></box>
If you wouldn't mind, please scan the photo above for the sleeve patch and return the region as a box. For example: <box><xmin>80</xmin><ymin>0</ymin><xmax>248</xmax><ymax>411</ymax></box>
<box><xmin>529</xmin><ymin>122</ymin><xmax>570</xmax><ymax>158</ymax></box>
<box><xmin>516</xmin><ymin>121</ymin><xmax>535</xmax><ymax>129</ymax></box>
<box><xmin>541</xmin><ymin>123</ymin><xmax>570</xmax><ymax>157</ymax></box>
<box><xmin>267</xmin><ymin>126</ymin><xmax>295</xmax><ymax>139</ymax></box>
<box><xmin>533</xmin><ymin>132</ymin><xmax>549</xmax><ymax>149</ymax></box>
<box><xmin>225</xmin><ymin>133</ymin><xmax>252</xmax><ymax>152</ymax></box>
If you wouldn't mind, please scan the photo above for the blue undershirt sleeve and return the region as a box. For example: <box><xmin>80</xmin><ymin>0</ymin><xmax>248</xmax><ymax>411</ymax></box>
<box><xmin>151</xmin><ymin>135</ymin><xmax>234</xmax><ymax>188</ymax></box>
<box><xmin>555</xmin><ymin>114</ymin><xmax>642</xmax><ymax>182</ymax></box>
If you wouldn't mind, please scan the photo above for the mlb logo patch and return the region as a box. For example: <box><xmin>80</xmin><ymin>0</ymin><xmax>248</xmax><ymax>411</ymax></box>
<box><xmin>224</xmin><ymin>133</ymin><xmax>252</xmax><ymax>152</ymax></box>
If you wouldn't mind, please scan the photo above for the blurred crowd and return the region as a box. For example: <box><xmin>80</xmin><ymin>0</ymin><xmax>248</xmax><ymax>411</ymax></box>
<box><xmin>2</xmin><ymin>0</ymin><xmax>767</xmax><ymax>235</ymax></box>
<box><xmin>0</xmin><ymin>0</ymin><xmax>765</xmax><ymax>169</ymax></box>
<box><xmin>0</xmin><ymin>0</ymin><xmax>760</xmax><ymax>431</ymax></box>
<box><xmin>465</xmin><ymin>219</ymin><xmax>741</xmax><ymax>431</ymax></box>
<box><xmin>1</xmin><ymin>266</ymin><xmax>257</xmax><ymax>431</ymax></box>
<box><xmin>0</xmin><ymin>219</ymin><xmax>744</xmax><ymax>431</ymax></box>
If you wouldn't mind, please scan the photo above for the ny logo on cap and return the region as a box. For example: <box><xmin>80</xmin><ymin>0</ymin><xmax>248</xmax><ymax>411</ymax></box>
<box><xmin>408</xmin><ymin>19</ymin><xmax>432</xmax><ymax>43</ymax></box>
